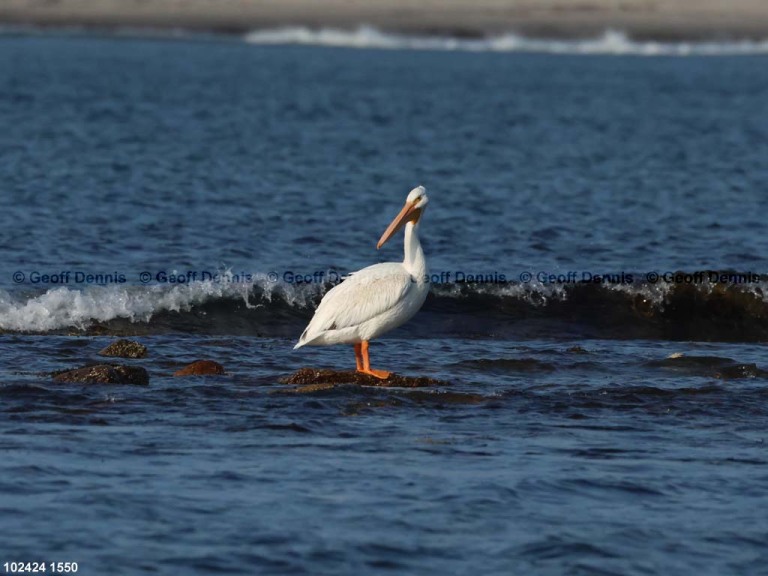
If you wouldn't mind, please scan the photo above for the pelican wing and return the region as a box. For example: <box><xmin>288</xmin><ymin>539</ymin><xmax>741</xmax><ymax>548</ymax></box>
<box><xmin>295</xmin><ymin>263</ymin><xmax>414</xmax><ymax>347</ymax></box>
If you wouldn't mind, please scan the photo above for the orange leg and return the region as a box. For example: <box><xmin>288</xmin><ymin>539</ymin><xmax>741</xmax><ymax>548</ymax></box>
<box><xmin>355</xmin><ymin>340</ymin><xmax>390</xmax><ymax>380</ymax></box>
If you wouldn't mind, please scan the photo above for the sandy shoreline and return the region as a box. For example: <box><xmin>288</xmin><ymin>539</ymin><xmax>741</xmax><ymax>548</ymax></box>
<box><xmin>1</xmin><ymin>0</ymin><xmax>768</xmax><ymax>40</ymax></box>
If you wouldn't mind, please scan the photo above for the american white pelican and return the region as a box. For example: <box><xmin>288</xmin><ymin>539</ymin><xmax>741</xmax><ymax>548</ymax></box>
<box><xmin>294</xmin><ymin>186</ymin><xmax>430</xmax><ymax>378</ymax></box>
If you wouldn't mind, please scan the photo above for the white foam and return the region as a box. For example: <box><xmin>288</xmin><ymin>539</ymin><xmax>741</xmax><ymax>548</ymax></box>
<box><xmin>243</xmin><ymin>26</ymin><xmax>768</xmax><ymax>56</ymax></box>
<box><xmin>0</xmin><ymin>271</ymin><xmax>337</xmax><ymax>333</ymax></box>
<box><xmin>431</xmin><ymin>280</ymin><xmax>569</xmax><ymax>307</ymax></box>
<box><xmin>0</xmin><ymin>281</ymin><xmax>243</xmax><ymax>332</ymax></box>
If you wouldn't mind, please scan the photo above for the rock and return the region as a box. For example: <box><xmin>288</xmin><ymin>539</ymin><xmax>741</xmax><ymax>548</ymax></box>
<box><xmin>340</xmin><ymin>390</ymin><xmax>487</xmax><ymax>413</ymax></box>
<box><xmin>52</xmin><ymin>364</ymin><xmax>149</xmax><ymax>385</ymax></box>
<box><xmin>275</xmin><ymin>382</ymin><xmax>339</xmax><ymax>395</ymax></box>
<box><xmin>98</xmin><ymin>339</ymin><xmax>147</xmax><ymax>359</ymax></box>
<box><xmin>273</xmin><ymin>372</ymin><xmax>487</xmax><ymax>411</ymax></box>
<box><xmin>173</xmin><ymin>360</ymin><xmax>226</xmax><ymax>377</ymax></box>
<box><xmin>280</xmin><ymin>368</ymin><xmax>448</xmax><ymax>388</ymax></box>
<box><xmin>566</xmin><ymin>346</ymin><xmax>589</xmax><ymax>354</ymax></box>
<box><xmin>649</xmin><ymin>354</ymin><xmax>768</xmax><ymax>380</ymax></box>
<box><xmin>400</xmin><ymin>390</ymin><xmax>486</xmax><ymax>404</ymax></box>
<box><xmin>715</xmin><ymin>363</ymin><xmax>767</xmax><ymax>380</ymax></box>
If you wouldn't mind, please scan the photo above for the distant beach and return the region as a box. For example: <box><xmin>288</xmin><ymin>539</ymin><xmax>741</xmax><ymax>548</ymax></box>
<box><xmin>1</xmin><ymin>0</ymin><xmax>768</xmax><ymax>40</ymax></box>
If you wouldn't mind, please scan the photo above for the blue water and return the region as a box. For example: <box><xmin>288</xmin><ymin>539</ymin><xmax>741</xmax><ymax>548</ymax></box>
<box><xmin>2</xmin><ymin>33</ymin><xmax>768</xmax><ymax>575</ymax></box>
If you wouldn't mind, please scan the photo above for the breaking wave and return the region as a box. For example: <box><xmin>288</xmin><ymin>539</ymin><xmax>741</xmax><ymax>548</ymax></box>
<box><xmin>243</xmin><ymin>27</ymin><xmax>768</xmax><ymax>56</ymax></box>
<box><xmin>2</xmin><ymin>271</ymin><xmax>768</xmax><ymax>342</ymax></box>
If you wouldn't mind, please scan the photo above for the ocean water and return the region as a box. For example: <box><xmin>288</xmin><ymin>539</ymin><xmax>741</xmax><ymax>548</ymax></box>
<box><xmin>2</xmin><ymin>31</ymin><xmax>768</xmax><ymax>575</ymax></box>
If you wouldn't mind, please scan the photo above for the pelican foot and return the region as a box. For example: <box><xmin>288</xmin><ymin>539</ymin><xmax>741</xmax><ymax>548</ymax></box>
<box><xmin>356</xmin><ymin>368</ymin><xmax>391</xmax><ymax>380</ymax></box>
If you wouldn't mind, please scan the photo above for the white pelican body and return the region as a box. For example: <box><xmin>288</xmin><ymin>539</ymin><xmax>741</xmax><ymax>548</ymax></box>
<box><xmin>294</xmin><ymin>186</ymin><xmax>430</xmax><ymax>378</ymax></box>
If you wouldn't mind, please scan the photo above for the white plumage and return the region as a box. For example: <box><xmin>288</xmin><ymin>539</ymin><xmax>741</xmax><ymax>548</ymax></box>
<box><xmin>294</xmin><ymin>186</ymin><xmax>430</xmax><ymax>378</ymax></box>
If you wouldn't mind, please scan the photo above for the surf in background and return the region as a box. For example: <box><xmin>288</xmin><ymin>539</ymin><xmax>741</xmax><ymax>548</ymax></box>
<box><xmin>243</xmin><ymin>26</ymin><xmax>768</xmax><ymax>56</ymax></box>
<box><xmin>2</xmin><ymin>271</ymin><xmax>768</xmax><ymax>342</ymax></box>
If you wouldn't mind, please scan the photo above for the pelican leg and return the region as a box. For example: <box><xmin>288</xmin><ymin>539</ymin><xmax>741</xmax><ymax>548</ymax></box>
<box><xmin>353</xmin><ymin>343</ymin><xmax>364</xmax><ymax>371</ymax></box>
<box><xmin>356</xmin><ymin>340</ymin><xmax>391</xmax><ymax>380</ymax></box>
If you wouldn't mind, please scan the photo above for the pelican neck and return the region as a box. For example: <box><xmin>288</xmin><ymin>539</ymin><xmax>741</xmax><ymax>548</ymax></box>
<box><xmin>403</xmin><ymin>221</ymin><xmax>427</xmax><ymax>279</ymax></box>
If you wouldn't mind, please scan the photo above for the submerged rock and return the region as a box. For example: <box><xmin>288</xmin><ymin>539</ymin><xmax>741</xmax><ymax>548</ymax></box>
<box><xmin>277</xmin><ymin>382</ymin><xmax>339</xmax><ymax>395</ymax></box>
<box><xmin>715</xmin><ymin>363</ymin><xmax>767</xmax><ymax>380</ymax></box>
<box><xmin>173</xmin><ymin>360</ymin><xmax>226</xmax><ymax>377</ymax></box>
<box><xmin>53</xmin><ymin>364</ymin><xmax>149</xmax><ymax>385</ymax></box>
<box><xmin>339</xmin><ymin>390</ymin><xmax>488</xmax><ymax>414</ymax></box>
<box><xmin>400</xmin><ymin>390</ymin><xmax>486</xmax><ymax>404</ymax></box>
<box><xmin>274</xmin><ymin>370</ymin><xmax>487</xmax><ymax>409</ymax></box>
<box><xmin>280</xmin><ymin>368</ymin><xmax>448</xmax><ymax>388</ymax></box>
<box><xmin>649</xmin><ymin>354</ymin><xmax>768</xmax><ymax>380</ymax></box>
<box><xmin>566</xmin><ymin>346</ymin><xmax>589</xmax><ymax>354</ymax></box>
<box><xmin>98</xmin><ymin>339</ymin><xmax>147</xmax><ymax>359</ymax></box>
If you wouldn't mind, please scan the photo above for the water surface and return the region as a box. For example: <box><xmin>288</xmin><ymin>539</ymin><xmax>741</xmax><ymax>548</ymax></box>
<box><xmin>1</xmin><ymin>34</ymin><xmax>768</xmax><ymax>575</ymax></box>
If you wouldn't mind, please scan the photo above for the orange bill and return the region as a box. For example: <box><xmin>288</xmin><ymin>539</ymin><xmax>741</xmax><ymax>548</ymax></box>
<box><xmin>377</xmin><ymin>201</ymin><xmax>422</xmax><ymax>249</ymax></box>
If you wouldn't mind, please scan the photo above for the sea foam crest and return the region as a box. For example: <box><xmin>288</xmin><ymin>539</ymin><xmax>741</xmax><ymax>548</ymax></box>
<box><xmin>0</xmin><ymin>281</ymin><xmax>245</xmax><ymax>332</ymax></box>
<box><xmin>244</xmin><ymin>26</ymin><xmax>768</xmax><ymax>56</ymax></box>
<box><xmin>0</xmin><ymin>273</ymin><xmax>332</xmax><ymax>333</ymax></box>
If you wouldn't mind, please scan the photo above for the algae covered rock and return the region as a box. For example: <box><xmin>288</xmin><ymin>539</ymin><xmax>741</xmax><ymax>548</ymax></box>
<box><xmin>98</xmin><ymin>339</ymin><xmax>147</xmax><ymax>359</ymax></box>
<box><xmin>280</xmin><ymin>368</ymin><xmax>448</xmax><ymax>388</ymax></box>
<box><xmin>173</xmin><ymin>360</ymin><xmax>226</xmax><ymax>377</ymax></box>
<box><xmin>53</xmin><ymin>364</ymin><xmax>149</xmax><ymax>385</ymax></box>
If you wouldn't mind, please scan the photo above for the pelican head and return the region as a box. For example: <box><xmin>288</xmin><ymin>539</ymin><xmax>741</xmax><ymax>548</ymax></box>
<box><xmin>377</xmin><ymin>186</ymin><xmax>429</xmax><ymax>249</ymax></box>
